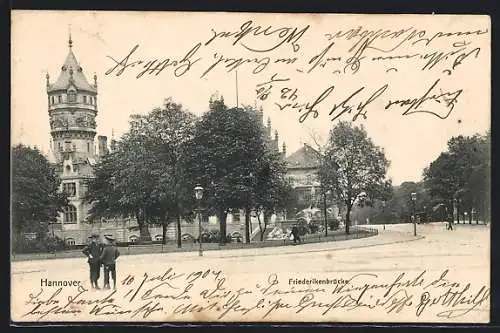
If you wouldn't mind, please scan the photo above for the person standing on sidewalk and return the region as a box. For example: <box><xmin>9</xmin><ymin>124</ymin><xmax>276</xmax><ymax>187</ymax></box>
<box><xmin>100</xmin><ymin>235</ymin><xmax>120</xmax><ymax>290</ymax></box>
<box><xmin>82</xmin><ymin>233</ymin><xmax>103</xmax><ymax>290</ymax></box>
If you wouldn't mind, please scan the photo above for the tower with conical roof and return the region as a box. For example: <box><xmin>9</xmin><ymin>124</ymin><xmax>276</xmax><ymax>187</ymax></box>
<box><xmin>47</xmin><ymin>33</ymin><xmax>99</xmax><ymax>163</ymax></box>
<box><xmin>46</xmin><ymin>33</ymin><xmax>102</xmax><ymax>231</ymax></box>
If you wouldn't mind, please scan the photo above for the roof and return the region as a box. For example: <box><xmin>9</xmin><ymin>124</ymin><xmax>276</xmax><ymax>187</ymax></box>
<box><xmin>48</xmin><ymin>48</ymin><xmax>96</xmax><ymax>93</ymax></box>
<box><xmin>286</xmin><ymin>143</ymin><xmax>321</xmax><ymax>169</ymax></box>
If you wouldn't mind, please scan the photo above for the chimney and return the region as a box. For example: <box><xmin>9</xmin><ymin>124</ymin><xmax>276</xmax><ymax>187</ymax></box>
<box><xmin>110</xmin><ymin>138</ymin><xmax>117</xmax><ymax>152</ymax></box>
<box><xmin>98</xmin><ymin>135</ymin><xmax>108</xmax><ymax>157</ymax></box>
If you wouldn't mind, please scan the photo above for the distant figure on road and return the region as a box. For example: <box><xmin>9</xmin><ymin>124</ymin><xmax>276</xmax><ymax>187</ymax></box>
<box><xmin>447</xmin><ymin>220</ymin><xmax>454</xmax><ymax>230</ymax></box>
<box><xmin>82</xmin><ymin>233</ymin><xmax>103</xmax><ymax>290</ymax></box>
<box><xmin>446</xmin><ymin>214</ymin><xmax>454</xmax><ymax>230</ymax></box>
<box><xmin>291</xmin><ymin>226</ymin><xmax>301</xmax><ymax>244</ymax></box>
<box><xmin>100</xmin><ymin>235</ymin><xmax>120</xmax><ymax>290</ymax></box>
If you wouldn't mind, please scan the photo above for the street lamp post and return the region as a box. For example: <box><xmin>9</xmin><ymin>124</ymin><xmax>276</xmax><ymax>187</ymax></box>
<box><xmin>194</xmin><ymin>185</ymin><xmax>204</xmax><ymax>257</ymax></box>
<box><xmin>411</xmin><ymin>192</ymin><xmax>417</xmax><ymax>236</ymax></box>
<box><xmin>382</xmin><ymin>201</ymin><xmax>386</xmax><ymax>230</ymax></box>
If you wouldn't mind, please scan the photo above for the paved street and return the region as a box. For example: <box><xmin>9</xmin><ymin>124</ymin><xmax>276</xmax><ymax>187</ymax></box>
<box><xmin>11</xmin><ymin>223</ymin><xmax>490</xmax><ymax>323</ymax></box>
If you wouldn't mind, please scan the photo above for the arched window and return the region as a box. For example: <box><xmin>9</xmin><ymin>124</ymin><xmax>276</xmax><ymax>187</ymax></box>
<box><xmin>66</xmin><ymin>238</ymin><xmax>76</xmax><ymax>246</ymax></box>
<box><xmin>64</xmin><ymin>205</ymin><xmax>77</xmax><ymax>223</ymax></box>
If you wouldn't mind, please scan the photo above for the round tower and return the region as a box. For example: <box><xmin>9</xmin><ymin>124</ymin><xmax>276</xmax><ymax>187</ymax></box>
<box><xmin>47</xmin><ymin>34</ymin><xmax>98</xmax><ymax>163</ymax></box>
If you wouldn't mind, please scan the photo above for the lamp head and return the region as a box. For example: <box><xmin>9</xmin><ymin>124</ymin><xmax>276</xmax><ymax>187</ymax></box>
<box><xmin>194</xmin><ymin>185</ymin><xmax>204</xmax><ymax>200</ymax></box>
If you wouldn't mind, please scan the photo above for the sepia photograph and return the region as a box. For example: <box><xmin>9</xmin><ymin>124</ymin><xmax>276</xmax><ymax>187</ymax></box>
<box><xmin>10</xmin><ymin>11</ymin><xmax>490</xmax><ymax>323</ymax></box>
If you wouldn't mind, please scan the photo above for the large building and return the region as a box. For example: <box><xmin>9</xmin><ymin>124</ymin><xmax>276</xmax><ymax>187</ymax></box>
<box><xmin>45</xmin><ymin>35</ymin><xmax>111</xmax><ymax>245</ymax></box>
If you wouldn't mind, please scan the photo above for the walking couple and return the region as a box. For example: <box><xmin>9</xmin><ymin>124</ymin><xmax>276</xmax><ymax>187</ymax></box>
<box><xmin>82</xmin><ymin>233</ymin><xmax>120</xmax><ymax>290</ymax></box>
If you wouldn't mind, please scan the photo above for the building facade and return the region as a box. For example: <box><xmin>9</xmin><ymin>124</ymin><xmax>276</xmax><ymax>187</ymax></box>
<box><xmin>45</xmin><ymin>36</ymin><xmax>107</xmax><ymax>245</ymax></box>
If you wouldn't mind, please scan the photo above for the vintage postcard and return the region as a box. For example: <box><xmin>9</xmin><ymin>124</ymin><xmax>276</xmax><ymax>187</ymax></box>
<box><xmin>11</xmin><ymin>11</ymin><xmax>490</xmax><ymax>323</ymax></box>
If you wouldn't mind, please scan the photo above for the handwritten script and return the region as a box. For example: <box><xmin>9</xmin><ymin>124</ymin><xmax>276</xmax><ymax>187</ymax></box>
<box><xmin>104</xmin><ymin>17</ymin><xmax>488</xmax><ymax>123</ymax></box>
<box><xmin>19</xmin><ymin>268</ymin><xmax>489</xmax><ymax>321</ymax></box>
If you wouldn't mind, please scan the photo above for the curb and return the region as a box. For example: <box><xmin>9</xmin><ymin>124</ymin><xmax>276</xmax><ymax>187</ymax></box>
<box><xmin>205</xmin><ymin>233</ymin><xmax>427</xmax><ymax>260</ymax></box>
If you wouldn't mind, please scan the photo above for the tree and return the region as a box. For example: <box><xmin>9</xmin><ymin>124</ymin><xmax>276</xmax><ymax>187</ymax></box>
<box><xmin>11</xmin><ymin>144</ymin><xmax>67</xmax><ymax>248</ymax></box>
<box><xmin>86</xmin><ymin>98</ymin><xmax>197</xmax><ymax>244</ymax></box>
<box><xmin>253</xmin><ymin>149</ymin><xmax>293</xmax><ymax>241</ymax></box>
<box><xmin>424</xmin><ymin>133</ymin><xmax>490</xmax><ymax>224</ymax></box>
<box><xmin>183</xmin><ymin>96</ymin><xmax>266</xmax><ymax>244</ymax></box>
<box><xmin>318</xmin><ymin>122</ymin><xmax>390</xmax><ymax>234</ymax></box>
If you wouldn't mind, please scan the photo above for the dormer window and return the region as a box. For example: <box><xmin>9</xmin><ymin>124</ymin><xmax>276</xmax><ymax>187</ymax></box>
<box><xmin>68</xmin><ymin>91</ymin><xmax>77</xmax><ymax>103</ymax></box>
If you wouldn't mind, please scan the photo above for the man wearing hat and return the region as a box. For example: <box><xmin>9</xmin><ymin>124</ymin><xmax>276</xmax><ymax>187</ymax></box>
<box><xmin>100</xmin><ymin>235</ymin><xmax>120</xmax><ymax>290</ymax></box>
<box><xmin>82</xmin><ymin>233</ymin><xmax>103</xmax><ymax>289</ymax></box>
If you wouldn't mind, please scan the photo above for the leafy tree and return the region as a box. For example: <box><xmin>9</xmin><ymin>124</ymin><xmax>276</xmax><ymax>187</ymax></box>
<box><xmin>318</xmin><ymin>121</ymin><xmax>390</xmax><ymax>234</ymax></box>
<box><xmin>86</xmin><ymin>98</ymin><xmax>197</xmax><ymax>244</ymax></box>
<box><xmin>183</xmin><ymin>96</ymin><xmax>266</xmax><ymax>244</ymax></box>
<box><xmin>11</xmin><ymin>144</ymin><xmax>67</xmax><ymax>249</ymax></box>
<box><xmin>424</xmin><ymin>133</ymin><xmax>490</xmax><ymax>224</ymax></box>
<box><xmin>253</xmin><ymin>149</ymin><xmax>293</xmax><ymax>241</ymax></box>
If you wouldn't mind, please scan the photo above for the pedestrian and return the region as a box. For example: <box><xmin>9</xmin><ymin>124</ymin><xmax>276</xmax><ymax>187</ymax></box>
<box><xmin>446</xmin><ymin>214</ymin><xmax>453</xmax><ymax>230</ymax></box>
<box><xmin>82</xmin><ymin>233</ymin><xmax>103</xmax><ymax>290</ymax></box>
<box><xmin>291</xmin><ymin>225</ymin><xmax>301</xmax><ymax>244</ymax></box>
<box><xmin>100</xmin><ymin>235</ymin><xmax>120</xmax><ymax>290</ymax></box>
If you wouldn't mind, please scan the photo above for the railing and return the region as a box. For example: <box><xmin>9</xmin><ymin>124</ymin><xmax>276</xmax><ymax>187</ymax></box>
<box><xmin>11</xmin><ymin>225</ymin><xmax>379</xmax><ymax>261</ymax></box>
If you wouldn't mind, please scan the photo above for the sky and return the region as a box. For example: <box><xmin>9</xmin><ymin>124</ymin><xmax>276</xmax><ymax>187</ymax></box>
<box><xmin>11</xmin><ymin>11</ymin><xmax>490</xmax><ymax>185</ymax></box>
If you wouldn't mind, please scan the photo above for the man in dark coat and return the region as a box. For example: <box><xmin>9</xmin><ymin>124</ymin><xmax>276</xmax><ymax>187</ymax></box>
<box><xmin>100</xmin><ymin>235</ymin><xmax>120</xmax><ymax>290</ymax></box>
<box><xmin>82</xmin><ymin>233</ymin><xmax>103</xmax><ymax>289</ymax></box>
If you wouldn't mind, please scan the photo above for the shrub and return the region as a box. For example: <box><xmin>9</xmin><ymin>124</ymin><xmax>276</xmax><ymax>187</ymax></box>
<box><xmin>328</xmin><ymin>219</ymin><xmax>340</xmax><ymax>231</ymax></box>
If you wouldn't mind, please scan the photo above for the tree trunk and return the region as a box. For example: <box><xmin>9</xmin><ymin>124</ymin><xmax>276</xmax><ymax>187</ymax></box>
<box><xmin>162</xmin><ymin>221</ymin><xmax>167</xmax><ymax>245</ymax></box>
<box><xmin>257</xmin><ymin>212</ymin><xmax>264</xmax><ymax>241</ymax></box>
<box><xmin>176</xmin><ymin>213</ymin><xmax>182</xmax><ymax>248</ymax></box>
<box><xmin>218</xmin><ymin>209</ymin><xmax>228</xmax><ymax>245</ymax></box>
<box><xmin>136</xmin><ymin>209</ymin><xmax>151</xmax><ymax>242</ymax></box>
<box><xmin>469</xmin><ymin>209</ymin><xmax>472</xmax><ymax>224</ymax></box>
<box><xmin>456</xmin><ymin>204</ymin><xmax>460</xmax><ymax>224</ymax></box>
<box><xmin>345</xmin><ymin>202</ymin><xmax>352</xmax><ymax>235</ymax></box>
<box><xmin>262</xmin><ymin>212</ymin><xmax>270</xmax><ymax>241</ymax></box>
<box><xmin>245</xmin><ymin>208</ymin><xmax>251</xmax><ymax>243</ymax></box>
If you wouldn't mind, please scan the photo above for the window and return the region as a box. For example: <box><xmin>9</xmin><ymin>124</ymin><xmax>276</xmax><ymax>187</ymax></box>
<box><xmin>51</xmin><ymin>96</ymin><xmax>54</xmax><ymax>105</ymax></box>
<box><xmin>65</xmin><ymin>141</ymin><xmax>71</xmax><ymax>151</ymax></box>
<box><xmin>83</xmin><ymin>96</ymin><xmax>87</xmax><ymax>104</ymax></box>
<box><xmin>66</xmin><ymin>238</ymin><xmax>76</xmax><ymax>246</ymax></box>
<box><xmin>58</xmin><ymin>95</ymin><xmax>62</xmax><ymax>103</ymax></box>
<box><xmin>129</xmin><ymin>235</ymin><xmax>138</xmax><ymax>243</ymax></box>
<box><xmin>63</xmin><ymin>205</ymin><xmax>77</xmax><ymax>223</ymax></box>
<box><xmin>58</xmin><ymin>142</ymin><xmax>63</xmax><ymax>151</ymax></box>
<box><xmin>154</xmin><ymin>235</ymin><xmax>163</xmax><ymax>241</ymax></box>
<box><xmin>87</xmin><ymin>142</ymin><xmax>90</xmax><ymax>152</ymax></box>
<box><xmin>68</xmin><ymin>91</ymin><xmax>77</xmax><ymax>103</ymax></box>
<box><xmin>63</xmin><ymin>183</ymin><xmax>76</xmax><ymax>196</ymax></box>
<box><xmin>72</xmin><ymin>143</ymin><xmax>76</xmax><ymax>151</ymax></box>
